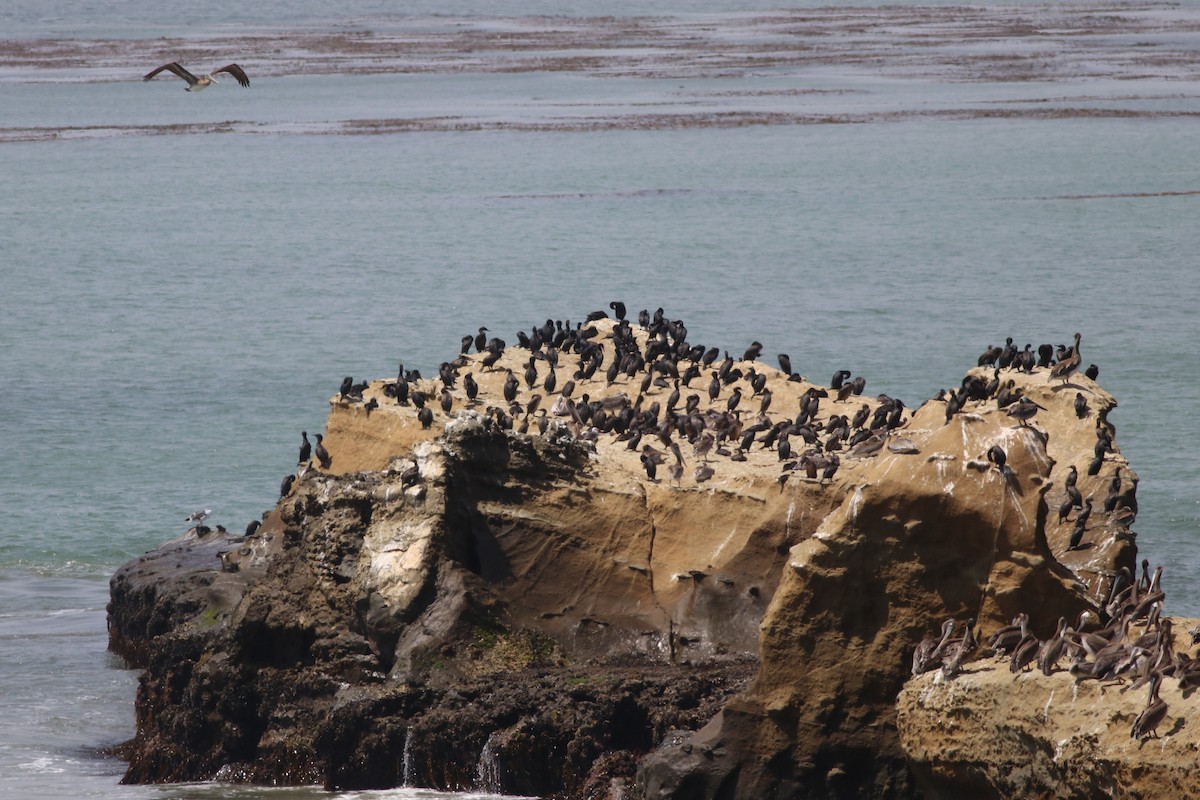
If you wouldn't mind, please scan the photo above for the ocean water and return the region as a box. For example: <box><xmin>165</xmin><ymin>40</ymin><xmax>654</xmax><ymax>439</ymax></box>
<box><xmin>3</xmin><ymin>0</ymin><xmax>1200</xmax><ymax>797</ymax></box>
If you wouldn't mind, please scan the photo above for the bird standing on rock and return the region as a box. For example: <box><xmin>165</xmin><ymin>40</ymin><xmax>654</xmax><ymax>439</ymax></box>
<box><xmin>1049</xmin><ymin>333</ymin><xmax>1082</xmax><ymax>385</ymax></box>
<box><xmin>1005</xmin><ymin>396</ymin><xmax>1044</xmax><ymax>426</ymax></box>
<box><xmin>298</xmin><ymin>431</ymin><xmax>311</xmax><ymax>465</ymax></box>
<box><xmin>986</xmin><ymin>445</ymin><xmax>1006</xmax><ymax>470</ymax></box>
<box><xmin>313</xmin><ymin>434</ymin><xmax>332</xmax><ymax>469</ymax></box>
<box><xmin>1130</xmin><ymin>673</ymin><xmax>1168</xmax><ymax>740</ymax></box>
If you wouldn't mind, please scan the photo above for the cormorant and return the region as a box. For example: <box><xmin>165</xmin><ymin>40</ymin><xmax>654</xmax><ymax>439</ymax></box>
<box><xmin>610</xmin><ymin>301</ymin><xmax>627</xmax><ymax>321</ymax></box>
<box><xmin>418</xmin><ymin>406</ymin><xmax>434</xmax><ymax>429</ymax></box>
<box><xmin>1074</xmin><ymin>392</ymin><xmax>1088</xmax><ymax>418</ymax></box>
<box><xmin>640</xmin><ymin>454</ymin><xmax>658</xmax><ymax>482</ymax></box>
<box><xmin>298</xmin><ymin>431</ymin><xmax>311</xmax><ymax>465</ymax></box>
<box><xmin>280</xmin><ymin>474</ymin><xmax>295</xmax><ymax>497</ymax></box>
<box><xmin>395</xmin><ymin>367</ymin><xmax>410</xmax><ymax>405</ymax></box>
<box><xmin>314</xmin><ymin>434</ymin><xmax>332</xmax><ymax>468</ymax></box>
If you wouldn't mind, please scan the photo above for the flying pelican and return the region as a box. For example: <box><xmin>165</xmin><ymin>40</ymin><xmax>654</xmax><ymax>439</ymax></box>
<box><xmin>143</xmin><ymin>62</ymin><xmax>250</xmax><ymax>91</ymax></box>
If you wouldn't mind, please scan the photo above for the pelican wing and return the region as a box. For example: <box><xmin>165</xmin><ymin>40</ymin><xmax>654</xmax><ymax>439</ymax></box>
<box><xmin>143</xmin><ymin>62</ymin><xmax>198</xmax><ymax>85</ymax></box>
<box><xmin>214</xmin><ymin>64</ymin><xmax>250</xmax><ymax>87</ymax></box>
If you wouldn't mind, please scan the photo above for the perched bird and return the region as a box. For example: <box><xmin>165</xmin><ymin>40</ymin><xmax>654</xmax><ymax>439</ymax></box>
<box><xmin>185</xmin><ymin>508</ymin><xmax>212</xmax><ymax>524</ymax></box>
<box><xmin>418</xmin><ymin>406</ymin><xmax>434</xmax><ymax>429</ymax></box>
<box><xmin>777</xmin><ymin>353</ymin><xmax>793</xmax><ymax>377</ymax></box>
<box><xmin>400</xmin><ymin>463</ymin><xmax>421</xmax><ymax>487</ymax></box>
<box><xmin>1130</xmin><ymin>673</ymin><xmax>1168</xmax><ymax>740</ymax></box>
<box><xmin>640</xmin><ymin>454</ymin><xmax>659</xmax><ymax>482</ymax></box>
<box><xmin>1005</xmin><ymin>396</ymin><xmax>1044</xmax><ymax>426</ymax></box>
<box><xmin>314</xmin><ymin>433</ymin><xmax>332</xmax><ymax>469</ymax></box>
<box><xmin>912</xmin><ymin>619</ymin><xmax>955</xmax><ymax>676</ymax></box>
<box><xmin>1074</xmin><ymin>392</ymin><xmax>1089</xmax><ymax>419</ymax></box>
<box><xmin>298</xmin><ymin>431</ymin><xmax>312</xmax><ymax>465</ymax></box>
<box><xmin>986</xmin><ymin>445</ymin><xmax>1007</xmax><ymax>470</ymax></box>
<box><xmin>1037</xmin><ymin>618</ymin><xmax>1069</xmax><ymax>675</ymax></box>
<box><xmin>395</xmin><ymin>367</ymin><xmax>410</xmax><ymax>405</ymax></box>
<box><xmin>667</xmin><ymin>459</ymin><xmax>685</xmax><ymax>487</ymax></box>
<box><xmin>279</xmin><ymin>474</ymin><xmax>295</xmax><ymax>498</ymax></box>
<box><xmin>143</xmin><ymin>62</ymin><xmax>250</xmax><ymax>91</ymax></box>
<box><xmin>821</xmin><ymin>454</ymin><xmax>840</xmax><ymax>483</ymax></box>
<box><xmin>1049</xmin><ymin>333</ymin><xmax>1082</xmax><ymax>384</ymax></box>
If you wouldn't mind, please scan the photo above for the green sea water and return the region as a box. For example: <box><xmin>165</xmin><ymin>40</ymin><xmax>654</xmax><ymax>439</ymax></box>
<box><xmin>3</xmin><ymin>3</ymin><xmax>1199</xmax><ymax>796</ymax></box>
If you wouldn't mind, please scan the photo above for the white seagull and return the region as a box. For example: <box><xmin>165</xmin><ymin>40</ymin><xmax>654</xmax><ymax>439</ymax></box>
<box><xmin>185</xmin><ymin>508</ymin><xmax>213</xmax><ymax>524</ymax></box>
<box><xmin>143</xmin><ymin>62</ymin><xmax>250</xmax><ymax>91</ymax></box>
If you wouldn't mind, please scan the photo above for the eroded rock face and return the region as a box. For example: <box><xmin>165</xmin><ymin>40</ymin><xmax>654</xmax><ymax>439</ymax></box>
<box><xmin>637</xmin><ymin>370</ymin><xmax>1135</xmax><ymax>799</ymax></box>
<box><xmin>897</xmin><ymin>651</ymin><xmax>1200</xmax><ymax>800</ymax></box>
<box><xmin>109</xmin><ymin>317</ymin><xmax>1136</xmax><ymax>798</ymax></box>
<box><xmin>109</xmin><ymin>415</ymin><xmax>794</xmax><ymax>793</ymax></box>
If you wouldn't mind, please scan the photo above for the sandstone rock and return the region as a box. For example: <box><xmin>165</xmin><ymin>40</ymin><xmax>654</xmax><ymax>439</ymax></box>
<box><xmin>898</xmin><ymin>647</ymin><xmax>1200</xmax><ymax>799</ymax></box>
<box><xmin>638</xmin><ymin>368</ymin><xmax>1134</xmax><ymax>799</ymax></box>
<box><xmin>108</xmin><ymin>316</ymin><xmax>1138</xmax><ymax>797</ymax></box>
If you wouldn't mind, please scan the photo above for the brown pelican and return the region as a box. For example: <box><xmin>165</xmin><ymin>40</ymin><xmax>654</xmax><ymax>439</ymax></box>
<box><xmin>1130</xmin><ymin>673</ymin><xmax>1168</xmax><ymax>740</ymax></box>
<box><xmin>143</xmin><ymin>62</ymin><xmax>250</xmax><ymax>91</ymax></box>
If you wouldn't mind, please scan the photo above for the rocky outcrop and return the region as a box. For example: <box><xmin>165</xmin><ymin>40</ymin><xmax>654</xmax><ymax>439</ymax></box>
<box><xmin>637</xmin><ymin>369</ymin><xmax>1137</xmax><ymax>799</ymax></box>
<box><xmin>898</xmin><ymin>648</ymin><xmax>1200</xmax><ymax>799</ymax></box>
<box><xmin>109</xmin><ymin>316</ymin><xmax>1141</xmax><ymax>797</ymax></box>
